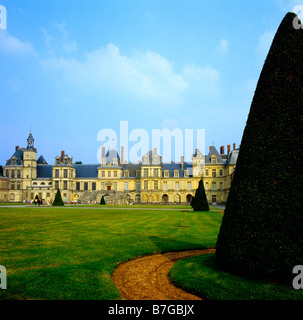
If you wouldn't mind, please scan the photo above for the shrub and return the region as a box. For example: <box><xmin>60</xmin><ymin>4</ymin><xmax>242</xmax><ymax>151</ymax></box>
<box><xmin>52</xmin><ymin>188</ymin><xmax>64</xmax><ymax>206</ymax></box>
<box><xmin>216</xmin><ymin>12</ymin><xmax>303</xmax><ymax>280</ymax></box>
<box><xmin>100</xmin><ymin>195</ymin><xmax>105</xmax><ymax>205</ymax></box>
<box><xmin>191</xmin><ymin>179</ymin><xmax>209</xmax><ymax>211</ymax></box>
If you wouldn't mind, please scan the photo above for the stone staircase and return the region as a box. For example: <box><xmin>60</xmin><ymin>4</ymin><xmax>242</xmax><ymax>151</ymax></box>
<box><xmin>77</xmin><ymin>191</ymin><xmax>131</xmax><ymax>205</ymax></box>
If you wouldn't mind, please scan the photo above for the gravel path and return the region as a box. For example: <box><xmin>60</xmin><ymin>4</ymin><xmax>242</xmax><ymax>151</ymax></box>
<box><xmin>112</xmin><ymin>248</ymin><xmax>216</xmax><ymax>300</ymax></box>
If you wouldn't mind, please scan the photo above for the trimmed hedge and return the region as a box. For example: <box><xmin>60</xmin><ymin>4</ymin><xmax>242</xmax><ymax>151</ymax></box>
<box><xmin>191</xmin><ymin>179</ymin><xmax>209</xmax><ymax>211</ymax></box>
<box><xmin>52</xmin><ymin>188</ymin><xmax>64</xmax><ymax>206</ymax></box>
<box><xmin>216</xmin><ymin>12</ymin><xmax>303</xmax><ymax>280</ymax></box>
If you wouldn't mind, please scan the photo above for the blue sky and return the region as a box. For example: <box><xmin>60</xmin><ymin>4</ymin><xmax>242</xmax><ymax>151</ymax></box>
<box><xmin>0</xmin><ymin>0</ymin><xmax>301</xmax><ymax>165</ymax></box>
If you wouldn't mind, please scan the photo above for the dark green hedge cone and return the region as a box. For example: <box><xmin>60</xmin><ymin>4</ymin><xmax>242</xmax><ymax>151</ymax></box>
<box><xmin>52</xmin><ymin>188</ymin><xmax>64</xmax><ymax>206</ymax></box>
<box><xmin>216</xmin><ymin>12</ymin><xmax>303</xmax><ymax>280</ymax></box>
<box><xmin>191</xmin><ymin>179</ymin><xmax>209</xmax><ymax>211</ymax></box>
<box><xmin>100</xmin><ymin>195</ymin><xmax>105</xmax><ymax>205</ymax></box>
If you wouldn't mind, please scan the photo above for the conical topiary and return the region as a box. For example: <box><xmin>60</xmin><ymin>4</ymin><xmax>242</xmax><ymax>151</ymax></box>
<box><xmin>100</xmin><ymin>195</ymin><xmax>105</xmax><ymax>205</ymax></box>
<box><xmin>216</xmin><ymin>12</ymin><xmax>303</xmax><ymax>280</ymax></box>
<box><xmin>52</xmin><ymin>188</ymin><xmax>64</xmax><ymax>206</ymax></box>
<box><xmin>191</xmin><ymin>179</ymin><xmax>209</xmax><ymax>211</ymax></box>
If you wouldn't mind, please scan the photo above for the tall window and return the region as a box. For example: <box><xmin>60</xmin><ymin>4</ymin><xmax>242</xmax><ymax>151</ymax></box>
<box><xmin>124</xmin><ymin>171</ymin><xmax>129</xmax><ymax>178</ymax></box>
<box><xmin>174</xmin><ymin>170</ymin><xmax>179</xmax><ymax>178</ymax></box>
<box><xmin>212</xmin><ymin>182</ymin><xmax>216</xmax><ymax>191</ymax></box>
<box><xmin>84</xmin><ymin>182</ymin><xmax>88</xmax><ymax>190</ymax></box>
<box><xmin>143</xmin><ymin>169</ymin><xmax>148</xmax><ymax>178</ymax></box>
<box><xmin>114</xmin><ymin>171</ymin><xmax>117</xmax><ymax>177</ymax></box>
<box><xmin>108</xmin><ymin>171</ymin><xmax>111</xmax><ymax>177</ymax></box>
<box><xmin>187</xmin><ymin>182</ymin><xmax>191</xmax><ymax>190</ymax></box>
<box><xmin>220</xmin><ymin>182</ymin><xmax>223</xmax><ymax>190</ymax></box>
<box><xmin>144</xmin><ymin>180</ymin><xmax>148</xmax><ymax>190</ymax></box>
<box><xmin>175</xmin><ymin>182</ymin><xmax>179</xmax><ymax>190</ymax></box>
<box><xmin>136</xmin><ymin>182</ymin><xmax>140</xmax><ymax>191</ymax></box>
<box><xmin>101</xmin><ymin>182</ymin><xmax>105</xmax><ymax>190</ymax></box>
<box><xmin>154</xmin><ymin>181</ymin><xmax>158</xmax><ymax>190</ymax></box>
<box><xmin>55</xmin><ymin>169</ymin><xmax>59</xmax><ymax>178</ymax></box>
<box><xmin>63</xmin><ymin>181</ymin><xmax>67</xmax><ymax>190</ymax></box>
<box><xmin>220</xmin><ymin>169</ymin><xmax>223</xmax><ymax>176</ymax></box>
<box><xmin>101</xmin><ymin>171</ymin><xmax>105</xmax><ymax>177</ymax></box>
<box><xmin>212</xmin><ymin>169</ymin><xmax>216</xmax><ymax>177</ymax></box>
<box><xmin>164</xmin><ymin>171</ymin><xmax>169</xmax><ymax>178</ymax></box>
<box><xmin>17</xmin><ymin>182</ymin><xmax>20</xmax><ymax>190</ymax></box>
<box><xmin>17</xmin><ymin>170</ymin><xmax>21</xmax><ymax>179</ymax></box>
<box><xmin>124</xmin><ymin>182</ymin><xmax>128</xmax><ymax>191</ymax></box>
<box><xmin>205</xmin><ymin>182</ymin><xmax>209</xmax><ymax>190</ymax></box>
<box><xmin>64</xmin><ymin>169</ymin><xmax>68</xmax><ymax>178</ymax></box>
<box><xmin>11</xmin><ymin>170</ymin><xmax>15</xmax><ymax>178</ymax></box>
<box><xmin>55</xmin><ymin>181</ymin><xmax>59</xmax><ymax>190</ymax></box>
<box><xmin>154</xmin><ymin>169</ymin><xmax>158</xmax><ymax>177</ymax></box>
<box><xmin>92</xmin><ymin>182</ymin><xmax>96</xmax><ymax>190</ymax></box>
<box><xmin>76</xmin><ymin>182</ymin><xmax>80</xmax><ymax>191</ymax></box>
<box><xmin>205</xmin><ymin>169</ymin><xmax>209</xmax><ymax>177</ymax></box>
<box><xmin>163</xmin><ymin>182</ymin><xmax>167</xmax><ymax>191</ymax></box>
<box><xmin>114</xmin><ymin>182</ymin><xmax>117</xmax><ymax>191</ymax></box>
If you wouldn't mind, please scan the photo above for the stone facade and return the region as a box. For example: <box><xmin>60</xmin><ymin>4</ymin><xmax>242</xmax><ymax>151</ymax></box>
<box><xmin>2</xmin><ymin>132</ymin><xmax>239</xmax><ymax>205</ymax></box>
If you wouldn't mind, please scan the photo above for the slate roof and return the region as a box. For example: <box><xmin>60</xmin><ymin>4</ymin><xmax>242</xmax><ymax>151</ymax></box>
<box><xmin>105</xmin><ymin>150</ymin><xmax>120</xmax><ymax>164</ymax></box>
<box><xmin>37</xmin><ymin>165</ymin><xmax>52</xmax><ymax>178</ymax></box>
<box><xmin>6</xmin><ymin>148</ymin><xmax>24</xmax><ymax>165</ymax></box>
<box><xmin>74</xmin><ymin>164</ymin><xmax>99</xmax><ymax>178</ymax></box>
<box><xmin>37</xmin><ymin>155</ymin><xmax>48</xmax><ymax>164</ymax></box>
<box><xmin>205</xmin><ymin>146</ymin><xmax>224</xmax><ymax>164</ymax></box>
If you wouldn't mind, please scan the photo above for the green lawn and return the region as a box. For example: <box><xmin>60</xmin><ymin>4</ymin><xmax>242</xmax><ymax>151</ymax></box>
<box><xmin>0</xmin><ymin>206</ymin><xmax>221</xmax><ymax>300</ymax></box>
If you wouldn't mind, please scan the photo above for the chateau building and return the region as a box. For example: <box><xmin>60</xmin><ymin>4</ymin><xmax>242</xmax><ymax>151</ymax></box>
<box><xmin>1</xmin><ymin>132</ymin><xmax>239</xmax><ymax>205</ymax></box>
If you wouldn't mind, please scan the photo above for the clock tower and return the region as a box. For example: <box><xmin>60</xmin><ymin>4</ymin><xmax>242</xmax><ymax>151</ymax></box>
<box><xmin>23</xmin><ymin>130</ymin><xmax>37</xmax><ymax>180</ymax></box>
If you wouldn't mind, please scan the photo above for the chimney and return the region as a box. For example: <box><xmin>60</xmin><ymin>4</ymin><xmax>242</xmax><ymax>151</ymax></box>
<box><xmin>227</xmin><ymin>145</ymin><xmax>230</xmax><ymax>153</ymax></box>
<box><xmin>153</xmin><ymin>147</ymin><xmax>157</xmax><ymax>155</ymax></box>
<box><xmin>121</xmin><ymin>146</ymin><xmax>124</xmax><ymax>168</ymax></box>
<box><xmin>209</xmin><ymin>146</ymin><xmax>212</xmax><ymax>152</ymax></box>
<box><xmin>102</xmin><ymin>146</ymin><xmax>105</xmax><ymax>158</ymax></box>
<box><xmin>15</xmin><ymin>146</ymin><xmax>19</xmax><ymax>152</ymax></box>
<box><xmin>220</xmin><ymin>146</ymin><xmax>224</xmax><ymax>154</ymax></box>
<box><xmin>181</xmin><ymin>156</ymin><xmax>184</xmax><ymax>170</ymax></box>
<box><xmin>61</xmin><ymin>150</ymin><xmax>65</xmax><ymax>160</ymax></box>
<box><xmin>233</xmin><ymin>143</ymin><xmax>236</xmax><ymax>150</ymax></box>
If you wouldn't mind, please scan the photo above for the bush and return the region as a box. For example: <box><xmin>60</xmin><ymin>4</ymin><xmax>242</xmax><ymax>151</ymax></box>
<box><xmin>191</xmin><ymin>179</ymin><xmax>209</xmax><ymax>211</ymax></box>
<box><xmin>52</xmin><ymin>188</ymin><xmax>64</xmax><ymax>206</ymax></box>
<box><xmin>216</xmin><ymin>12</ymin><xmax>303</xmax><ymax>280</ymax></box>
<box><xmin>100</xmin><ymin>195</ymin><xmax>105</xmax><ymax>205</ymax></box>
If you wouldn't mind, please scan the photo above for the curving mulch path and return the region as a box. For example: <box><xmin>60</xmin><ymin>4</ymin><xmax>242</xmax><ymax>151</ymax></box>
<box><xmin>112</xmin><ymin>248</ymin><xmax>216</xmax><ymax>300</ymax></box>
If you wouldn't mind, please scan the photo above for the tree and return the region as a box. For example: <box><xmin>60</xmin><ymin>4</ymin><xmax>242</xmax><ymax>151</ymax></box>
<box><xmin>0</xmin><ymin>165</ymin><xmax>3</xmax><ymax>176</ymax></box>
<box><xmin>100</xmin><ymin>195</ymin><xmax>105</xmax><ymax>205</ymax></box>
<box><xmin>52</xmin><ymin>188</ymin><xmax>64</xmax><ymax>206</ymax></box>
<box><xmin>74</xmin><ymin>161</ymin><xmax>82</xmax><ymax>164</ymax></box>
<box><xmin>216</xmin><ymin>12</ymin><xmax>303</xmax><ymax>280</ymax></box>
<box><xmin>191</xmin><ymin>179</ymin><xmax>209</xmax><ymax>211</ymax></box>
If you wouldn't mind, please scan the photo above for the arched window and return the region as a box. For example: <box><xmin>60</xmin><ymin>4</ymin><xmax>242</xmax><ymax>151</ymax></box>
<box><xmin>11</xmin><ymin>170</ymin><xmax>15</xmax><ymax>178</ymax></box>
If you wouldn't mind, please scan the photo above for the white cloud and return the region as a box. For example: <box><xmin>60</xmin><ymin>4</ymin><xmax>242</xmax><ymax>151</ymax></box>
<box><xmin>42</xmin><ymin>43</ymin><xmax>192</xmax><ymax>105</ymax></box>
<box><xmin>216</xmin><ymin>38</ymin><xmax>229</xmax><ymax>56</ymax></box>
<box><xmin>0</xmin><ymin>30</ymin><xmax>34</xmax><ymax>55</ymax></box>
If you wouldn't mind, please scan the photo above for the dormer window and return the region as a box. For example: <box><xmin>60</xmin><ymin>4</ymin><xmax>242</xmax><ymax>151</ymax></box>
<box><xmin>55</xmin><ymin>157</ymin><xmax>60</xmax><ymax>165</ymax></box>
<box><xmin>11</xmin><ymin>158</ymin><xmax>16</xmax><ymax>165</ymax></box>
<box><xmin>211</xmin><ymin>156</ymin><xmax>217</xmax><ymax>164</ymax></box>
<box><xmin>124</xmin><ymin>171</ymin><xmax>129</xmax><ymax>178</ymax></box>
<box><xmin>164</xmin><ymin>170</ymin><xmax>169</xmax><ymax>178</ymax></box>
<box><xmin>174</xmin><ymin>170</ymin><xmax>179</xmax><ymax>178</ymax></box>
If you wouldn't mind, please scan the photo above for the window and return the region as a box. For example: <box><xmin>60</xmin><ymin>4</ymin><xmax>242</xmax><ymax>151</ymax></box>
<box><xmin>212</xmin><ymin>195</ymin><xmax>217</xmax><ymax>203</ymax></box>
<box><xmin>11</xmin><ymin>170</ymin><xmax>15</xmax><ymax>178</ymax></box>
<box><xmin>136</xmin><ymin>170</ymin><xmax>140</xmax><ymax>178</ymax></box>
<box><xmin>154</xmin><ymin>181</ymin><xmax>158</xmax><ymax>190</ymax></box>
<box><xmin>17</xmin><ymin>182</ymin><xmax>20</xmax><ymax>190</ymax></box>
<box><xmin>5</xmin><ymin>170</ymin><xmax>9</xmax><ymax>178</ymax></box>
<box><xmin>212</xmin><ymin>182</ymin><xmax>217</xmax><ymax>191</ymax></box>
<box><xmin>55</xmin><ymin>169</ymin><xmax>59</xmax><ymax>178</ymax></box>
<box><xmin>114</xmin><ymin>182</ymin><xmax>117</xmax><ymax>191</ymax></box>
<box><xmin>164</xmin><ymin>170</ymin><xmax>169</xmax><ymax>178</ymax></box>
<box><xmin>124</xmin><ymin>171</ymin><xmax>129</xmax><ymax>178</ymax></box>
<box><xmin>154</xmin><ymin>169</ymin><xmax>158</xmax><ymax>177</ymax></box>
<box><xmin>11</xmin><ymin>183</ymin><xmax>15</xmax><ymax>190</ymax></box>
<box><xmin>33</xmin><ymin>182</ymin><xmax>38</xmax><ymax>185</ymax></box>
<box><xmin>205</xmin><ymin>170</ymin><xmax>209</xmax><ymax>177</ymax></box>
<box><xmin>76</xmin><ymin>182</ymin><xmax>80</xmax><ymax>191</ymax></box>
<box><xmin>212</xmin><ymin>169</ymin><xmax>216</xmax><ymax>177</ymax></box>
<box><xmin>101</xmin><ymin>171</ymin><xmax>105</xmax><ymax>177</ymax></box>
<box><xmin>64</xmin><ymin>169</ymin><xmax>68</xmax><ymax>178</ymax></box>
<box><xmin>136</xmin><ymin>182</ymin><xmax>140</xmax><ymax>191</ymax></box>
<box><xmin>47</xmin><ymin>193</ymin><xmax>50</xmax><ymax>198</ymax></box>
<box><xmin>55</xmin><ymin>181</ymin><xmax>59</xmax><ymax>190</ymax></box>
<box><xmin>92</xmin><ymin>182</ymin><xmax>96</xmax><ymax>190</ymax></box>
<box><xmin>63</xmin><ymin>181</ymin><xmax>67</xmax><ymax>190</ymax></box>
<box><xmin>84</xmin><ymin>182</ymin><xmax>88</xmax><ymax>190</ymax></box>
<box><xmin>211</xmin><ymin>156</ymin><xmax>217</xmax><ymax>164</ymax></box>
<box><xmin>55</xmin><ymin>158</ymin><xmax>60</xmax><ymax>165</ymax></box>
<box><xmin>114</xmin><ymin>171</ymin><xmax>117</xmax><ymax>177</ymax></box>
<box><xmin>144</xmin><ymin>180</ymin><xmax>148</xmax><ymax>190</ymax></box>
<box><xmin>17</xmin><ymin>170</ymin><xmax>21</xmax><ymax>179</ymax></box>
<box><xmin>174</xmin><ymin>170</ymin><xmax>179</xmax><ymax>178</ymax></box>
<box><xmin>101</xmin><ymin>182</ymin><xmax>105</xmax><ymax>190</ymax></box>
<box><xmin>205</xmin><ymin>182</ymin><xmax>209</xmax><ymax>190</ymax></box>
<box><xmin>143</xmin><ymin>168</ymin><xmax>148</xmax><ymax>178</ymax></box>
<box><xmin>163</xmin><ymin>182</ymin><xmax>167</xmax><ymax>191</ymax></box>
<box><xmin>108</xmin><ymin>171</ymin><xmax>111</xmax><ymax>177</ymax></box>
<box><xmin>124</xmin><ymin>182</ymin><xmax>128</xmax><ymax>191</ymax></box>
<box><xmin>175</xmin><ymin>182</ymin><xmax>179</xmax><ymax>190</ymax></box>
<box><xmin>11</xmin><ymin>158</ymin><xmax>16</xmax><ymax>165</ymax></box>
<box><xmin>220</xmin><ymin>169</ymin><xmax>223</xmax><ymax>176</ymax></box>
<box><xmin>187</xmin><ymin>182</ymin><xmax>191</xmax><ymax>190</ymax></box>
<box><xmin>220</xmin><ymin>182</ymin><xmax>223</xmax><ymax>190</ymax></box>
